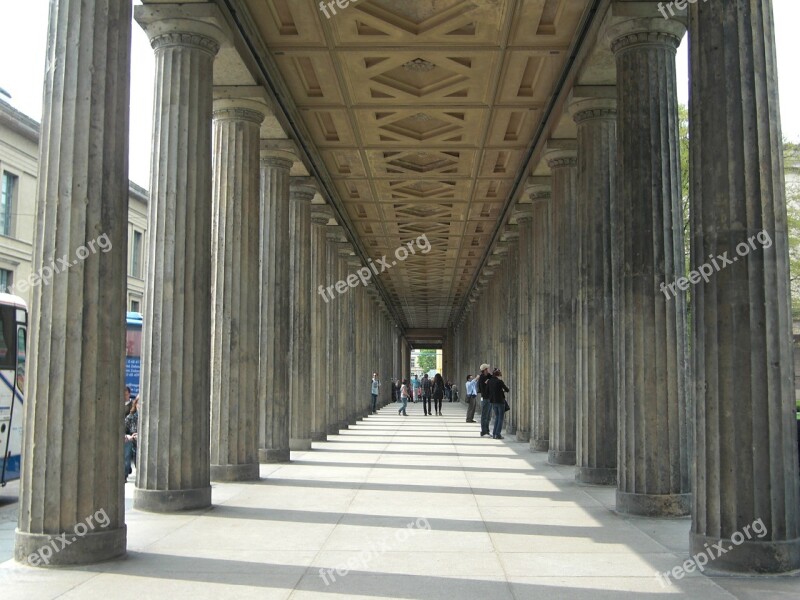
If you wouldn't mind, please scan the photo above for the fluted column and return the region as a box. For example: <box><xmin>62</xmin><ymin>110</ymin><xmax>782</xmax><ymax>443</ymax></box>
<box><xmin>134</xmin><ymin>5</ymin><xmax>224</xmax><ymax>512</ymax></box>
<box><xmin>210</xmin><ymin>98</ymin><xmax>265</xmax><ymax>481</ymax></box>
<box><xmin>15</xmin><ymin>0</ymin><xmax>130</xmax><ymax>565</ymax></box>
<box><xmin>258</xmin><ymin>147</ymin><xmax>294</xmax><ymax>463</ymax></box>
<box><xmin>346</xmin><ymin>256</ymin><xmax>362</xmax><ymax>423</ymax></box>
<box><xmin>337</xmin><ymin>245</ymin><xmax>353</xmax><ymax>429</ymax></box>
<box><xmin>572</xmin><ymin>95</ymin><xmax>618</xmax><ymax>486</ymax></box>
<box><xmin>311</xmin><ymin>206</ymin><xmax>332</xmax><ymax>441</ymax></box>
<box><xmin>325</xmin><ymin>227</ymin><xmax>346</xmax><ymax>434</ymax></box>
<box><xmin>689</xmin><ymin>0</ymin><xmax>800</xmax><ymax>572</ymax></box>
<box><xmin>515</xmin><ymin>206</ymin><xmax>533</xmax><ymax>442</ymax></box>
<box><xmin>609</xmin><ymin>18</ymin><xmax>690</xmax><ymax>516</ymax></box>
<box><xmin>529</xmin><ymin>182</ymin><xmax>552</xmax><ymax>453</ymax></box>
<box><xmin>289</xmin><ymin>180</ymin><xmax>315</xmax><ymax>451</ymax></box>
<box><xmin>545</xmin><ymin>146</ymin><xmax>578</xmax><ymax>466</ymax></box>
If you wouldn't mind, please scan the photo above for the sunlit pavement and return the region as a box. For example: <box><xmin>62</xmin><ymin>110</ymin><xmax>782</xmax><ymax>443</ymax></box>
<box><xmin>0</xmin><ymin>403</ymin><xmax>798</xmax><ymax>599</ymax></box>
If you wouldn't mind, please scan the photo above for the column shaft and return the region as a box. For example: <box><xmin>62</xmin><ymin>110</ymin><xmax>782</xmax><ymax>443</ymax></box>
<box><xmin>516</xmin><ymin>211</ymin><xmax>533</xmax><ymax>441</ymax></box>
<box><xmin>574</xmin><ymin>100</ymin><xmax>618</xmax><ymax>485</ymax></box>
<box><xmin>134</xmin><ymin>12</ymin><xmax>223</xmax><ymax>512</ymax></box>
<box><xmin>311</xmin><ymin>210</ymin><xmax>330</xmax><ymax>441</ymax></box>
<box><xmin>689</xmin><ymin>0</ymin><xmax>800</xmax><ymax>571</ymax></box>
<box><xmin>547</xmin><ymin>152</ymin><xmax>578</xmax><ymax>465</ymax></box>
<box><xmin>258</xmin><ymin>154</ymin><xmax>293</xmax><ymax>463</ymax></box>
<box><xmin>531</xmin><ymin>194</ymin><xmax>552</xmax><ymax>452</ymax></box>
<box><xmin>210</xmin><ymin>104</ymin><xmax>264</xmax><ymax>481</ymax></box>
<box><xmin>289</xmin><ymin>182</ymin><xmax>315</xmax><ymax>451</ymax></box>
<box><xmin>611</xmin><ymin>18</ymin><xmax>690</xmax><ymax>516</ymax></box>
<box><xmin>16</xmin><ymin>0</ymin><xmax>131</xmax><ymax>564</ymax></box>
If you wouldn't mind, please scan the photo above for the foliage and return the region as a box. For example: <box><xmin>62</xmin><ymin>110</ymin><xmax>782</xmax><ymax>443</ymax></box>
<box><xmin>417</xmin><ymin>349</ymin><xmax>437</xmax><ymax>373</ymax></box>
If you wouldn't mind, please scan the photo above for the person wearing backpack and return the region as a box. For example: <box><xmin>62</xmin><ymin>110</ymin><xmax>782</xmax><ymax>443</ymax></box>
<box><xmin>421</xmin><ymin>374</ymin><xmax>432</xmax><ymax>416</ymax></box>
<box><xmin>432</xmin><ymin>373</ymin><xmax>445</xmax><ymax>416</ymax></box>
<box><xmin>477</xmin><ymin>363</ymin><xmax>492</xmax><ymax>436</ymax></box>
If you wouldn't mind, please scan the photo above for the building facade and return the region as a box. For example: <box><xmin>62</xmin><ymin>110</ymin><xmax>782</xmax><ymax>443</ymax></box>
<box><xmin>0</xmin><ymin>99</ymin><xmax>148</xmax><ymax>311</ymax></box>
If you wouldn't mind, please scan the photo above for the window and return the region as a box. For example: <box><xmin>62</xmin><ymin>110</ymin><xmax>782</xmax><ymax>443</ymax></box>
<box><xmin>0</xmin><ymin>269</ymin><xmax>13</xmax><ymax>293</ymax></box>
<box><xmin>130</xmin><ymin>229</ymin><xmax>143</xmax><ymax>278</ymax></box>
<box><xmin>1</xmin><ymin>172</ymin><xmax>17</xmax><ymax>236</ymax></box>
<box><xmin>130</xmin><ymin>299</ymin><xmax>141</xmax><ymax>313</ymax></box>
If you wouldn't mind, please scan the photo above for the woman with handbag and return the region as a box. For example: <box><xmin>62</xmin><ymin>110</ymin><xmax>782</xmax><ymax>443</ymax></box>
<box><xmin>398</xmin><ymin>378</ymin><xmax>410</xmax><ymax>416</ymax></box>
<box><xmin>486</xmin><ymin>368</ymin><xmax>510</xmax><ymax>439</ymax></box>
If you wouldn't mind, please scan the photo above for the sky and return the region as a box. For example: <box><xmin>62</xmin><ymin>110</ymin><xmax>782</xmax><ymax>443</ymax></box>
<box><xmin>1</xmin><ymin>1</ymin><xmax>798</xmax><ymax>189</ymax></box>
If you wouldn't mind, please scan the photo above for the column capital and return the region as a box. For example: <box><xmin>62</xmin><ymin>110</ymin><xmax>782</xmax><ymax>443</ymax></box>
<box><xmin>290</xmin><ymin>178</ymin><xmax>317</xmax><ymax>203</ymax></box>
<box><xmin>213</xmin><ymin>86</ymin><xmax>271</xmax><ymax>122</ymax></box>
<box><xmin>512</xmin><ymin>204</ymin><xmax>534</xmax><ymax>223</ymax></box>
<box><xmin>567</xmin><ymin>87</ymin><xmax>617</xmax><ymax>124</ymax></box>
<box><xmin>501</xmin><ymin>224</ymin><xmax>519</xmax><ymax>242</ymax></box>
<box><xmin>260</xmin><ymin>139</ymin><xmax>297</xmax><ymax>169</ymax></box>
<box><xmin>525</xmin><ymin>176</ymin><xmax>552</xmax><ymax>202</ymax></box>
<box><xmin>134</xmin><ymin>3</ymin><xmax>227</xmax><ymax>52</ymax></box>
<box><xmin>606</xmin><ymin>17</ymin><xmax>686</xmax><ymax>55</ymax></box>
<box><xmin>311</xmin><ymin>205</ymin><xmax>333</xmax><ymax>226</ymax></box>
<box><xmin>543</xmin><ymin>141</ymin><xmax>577</xmax><ymax>169</ymax></box>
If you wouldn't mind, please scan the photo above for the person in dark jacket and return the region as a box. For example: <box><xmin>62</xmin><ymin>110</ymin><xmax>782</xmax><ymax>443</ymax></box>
<box><xmin>477</xmin><ymin>364</ymin><xmax>492</xmax><ymax>436</ymax></box>
<box><xmin>432</xmin><ymin>373</ymin><xmax>445</xmax><ymax>416</ymax></box>
<box><xmin>422</xmin><ymin>374</ymin><xmax>432</xmax><ymax>416</ymax></box>
<box><xmin>486</xmin><ymin>368</ymin><xmax>509</xmax><ymax>439</ymax></box>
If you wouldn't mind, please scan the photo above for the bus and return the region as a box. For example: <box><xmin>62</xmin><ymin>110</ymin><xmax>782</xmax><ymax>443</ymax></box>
<box><xmin>126</xmin><ymin>312</ymin><xmax>142</xmax><ymax>397</ymax></box>
<box><xmin>0</xmin><ymin>293</ymin><xmax>26</xmax><ymax>486</ymax></box>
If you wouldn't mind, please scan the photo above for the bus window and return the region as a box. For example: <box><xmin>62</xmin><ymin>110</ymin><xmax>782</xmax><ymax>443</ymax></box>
<box><xmin>0</xmin><ymin>306</ymin><xmax>16</xmax><ymax>370</ymax></box>
<box><xmin>16</xmin><ymin>326</ymin><xmax>25</xmax><ymax>392</ymax></box>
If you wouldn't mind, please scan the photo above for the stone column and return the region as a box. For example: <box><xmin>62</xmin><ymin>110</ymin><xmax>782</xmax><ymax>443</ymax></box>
<box><xmin>529</xmin><ymin>182</ymin><xmax>552</xmax><ymax>453</ymax></box>
<box><xmin>544</xmin><ymin>145</ymin><xmax>578</xmax><ymax>466</ymax></box>
<box><xmin>571</xmin><ymin>93</ymin><xmax>618</xmax><ymax>486</ymax></box>
<box><xmin>689</xmin><ymin>0</ymin><xmax>800</xmax><ymax>572</ymax></box>
<box><xmin>210</xmin><ymin>96</ymin><xmax>265</xmax><ymax>481</ymax></box>
<box><xmin>346</xmin><ymin>255</ymin><xmax>362</xmax><ymax>423</ymax></box>
<box><xmin>514</xmin><ymin>206</ymin><xmax>533</xmax><ymax>441</ymax></box>
<box><xmin>258</xmin><ymin>145</ymin><xmax>294</xmax><ymax>463</ymax></box>
<box><xmin>337</xmin><ymin>245</ymin><xmax>354</xmax><ymax>429</ymax></box>
<box><xmin>325</xmin><ymin>227</ymin><xmax>346</xmax><ymax>434</ymax></box>
<box><xmin>609</xmin><ymin>17</ymin><xmax>690</xmax><ymax>516</ymax></box>
<box><xmin>15</xmin><ymin>0</ymin><xmax>131</xmax><ymax>565</ymax></box>
<box><xmin>311</xmin><ymin>206</ymin><xmax>332</xmax><ymax>441</ymax></box>
<box><xmin>289</xmin><ymin>179</ymin><xmax>316</xmax><ymax>451</ymax></box>
<box><xmin>133</xmin><ymin>4</ymin><xmax>225</xmax><ymax>512</ymax></box>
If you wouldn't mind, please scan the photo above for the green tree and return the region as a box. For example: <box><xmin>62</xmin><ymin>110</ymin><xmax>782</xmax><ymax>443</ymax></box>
<box><xmin>785</xmin><ymin>142</ymin><xmax>800</xmax><ymax>319</ymax></box>
<box><xmin>417</xmin><ymin>350</ymin><xmax>436</xmax><ymax>373</ymax></box>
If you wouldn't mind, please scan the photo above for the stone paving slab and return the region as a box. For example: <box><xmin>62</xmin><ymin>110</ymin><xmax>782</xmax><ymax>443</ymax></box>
<box><xmin>0</xmin><ymin>402</ymin><xmax>797</xmax><ymax>599</ymax></box>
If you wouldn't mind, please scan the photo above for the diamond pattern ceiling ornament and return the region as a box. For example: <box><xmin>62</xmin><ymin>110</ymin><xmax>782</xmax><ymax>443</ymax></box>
<box><xmin>245</xmin><ymin>0</ymin><xmax>592</xmax><ymax>328</ymax></box>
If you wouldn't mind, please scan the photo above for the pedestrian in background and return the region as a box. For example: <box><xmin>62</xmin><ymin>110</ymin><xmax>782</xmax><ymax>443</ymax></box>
<box><xmin>432</xmin><ymin>373</ymin><xmax>445</xmax><ymax>416</ymax></box>
<box><xmin>478</xmin><ymin>363</ymin><xmax>492</xmax><ymax>436</ymax></box>
<box><xmin>371</xmin><ymin>373</ymin><xmax>381</xmax><ymax>414</ymax></box>
<box><xmin>398</xmin><ymin>378</ymin><xmax>410</xmax><ymax>416</ymax></box>
<box><xmin>487</xmin><ymin>368</ymin><xmax>510</xmax><ymax>439</ymax></box>
<box><xmin>421</xmin><ymin>373</ymin><xmax>432</xmax><ymax>416</ymax></box>
<box><xmin>465</xmin><ymin>375</ymin><xmax>477</xmax><ymax>423</ymax></box>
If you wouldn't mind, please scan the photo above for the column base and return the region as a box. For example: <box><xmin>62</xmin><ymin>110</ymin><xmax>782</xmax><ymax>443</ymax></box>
<box><xmin>15</xmin><ymin>525</ymin><xmax>126</xmax><ymax>566</ymax></box>
<box><xmin>290</xmin><ymin>438</ymin><xmax>312</xmax><ymax>451</ymax></box>
<box><xmin>338</xmin><ymin>421</ymin><xmax>349</xmax><ymax>430</ymax></box>
<box><xmin>259</xmin><ymin>448</ymin><xmax>290</xmax><ymax>463</ymax></box>
<box><xmin>311</xmin><ymin>432</ymin><xmax>327</xmax><ymax>442</ymax></box>
<box><xmin>576</xmin><ymin>466</ymin><xmax>617</xmax><ymax>486</ymax></box>
<box><xmin>134</xmin><ymin>487</ymin><xmax>211</xmax><ymax>513</ymax></box>
<box><xmin>210</xmin><ymin>463</ymin><xmax>260</xmax><ymax>482</ymax></box>
<box><xmin>690</xmin><ymin>532</ymin><xmax>800</xmax><ymax>574</ymax></box>
<box><xmin>531</xmin><ymin>438</ymin><xmax>549</xmax><ymax>452</ymax></box>
<box><xmin>326</xmin><ymin>424</ymin><xmax>340</xmax><ymax>435</ymax></box>
<box><xmin>507</xmin><ymin>424</ymin><xmax>517</xmax><ymax>435</ymax></box>
<box><xmin>516</xmin><ymin>430</ymin><xmax>530</xmax><ymax>443</ymax></box>
<box><xmin>616</xmin><ymin>490</ymin><xmax>690</xmax><ymax>517</ymax></box>
<box><xmin>548</xmin><ymin>449</ymin><xmax>576</xmax><ymax>465</ymax></box>
<box><xmin>348</xmin><ymin>417</ymin><xmax>358</xmax><ymax>426</ymax></box>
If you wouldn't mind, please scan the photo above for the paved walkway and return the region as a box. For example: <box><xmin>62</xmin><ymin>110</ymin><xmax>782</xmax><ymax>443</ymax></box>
<box><xmin>1</xmin><ymin>401</ymin><xmax>798</xmax><ymax>599</ymax></box>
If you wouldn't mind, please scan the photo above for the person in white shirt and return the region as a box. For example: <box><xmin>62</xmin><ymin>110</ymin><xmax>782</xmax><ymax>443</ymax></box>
<box><xmin>465</xmin><ymin>375</ymin><xmax>478</xmax><ymax>423</ymax></box>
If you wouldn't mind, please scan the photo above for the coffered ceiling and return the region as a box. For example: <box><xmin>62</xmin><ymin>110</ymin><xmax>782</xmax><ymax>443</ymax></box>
<box><xmin>242</xmin><ymin>0</ymin><xmax>592</xmax><ymax>329</ymax></box>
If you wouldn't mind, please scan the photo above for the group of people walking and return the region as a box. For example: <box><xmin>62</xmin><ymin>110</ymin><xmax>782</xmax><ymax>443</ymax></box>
<box><xmin>393</xmin><ymin>373</ymin><xmax>448</xmax><ymax>416</ymax></box>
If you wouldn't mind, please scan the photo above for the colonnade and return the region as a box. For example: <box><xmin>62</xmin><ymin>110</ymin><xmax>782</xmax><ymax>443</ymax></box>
<box><xmin>12</xmin><ymin>0</ymin><xmax>799</xmax><ymax>576</ymax></box>
<box><xmin>454</xmin><ymin>6</ymin><xmax>800</xmax><ymax>574</ymax></box>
